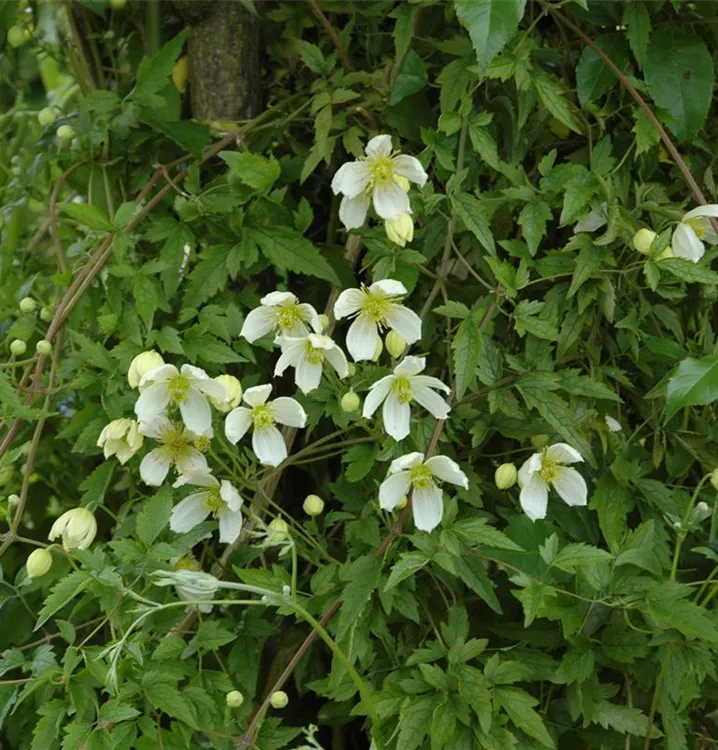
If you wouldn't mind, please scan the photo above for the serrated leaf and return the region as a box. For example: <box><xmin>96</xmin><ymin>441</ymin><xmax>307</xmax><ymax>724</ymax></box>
<box><xmin>623</xmin><ymin>1</ymin><xmax>651</xmax><ymax>68</ymax></box>
<box><xmin>533</xmin><ymin>72</ymin><xmax>582</xmax><ymax>135</ymax></box>
<box><xmin>337</xmin><ymin>555</ymin><xmax>382</xmax><ymax>639</ymax></box>
<box><xmin>385</xmin><ymin>552</ymin><xmax>430</xmax><ymax>591</ymax></box>
<box><xmin>145</xmin><ymin>681</ymin><xmax>198</xmax><ymax>728</ymax></box>
<box><xmin>453</xmin><ymin>518</ymin><xmax>524</xmax><ymax>551</ymax></box>
<box><xmin>660</xmin><ymin>258</ymin><xmax>718</xmax><ymax>285</ymax></box>
<box><xmin>592</xmin><ymin>701</ymin><xmax>657</xmax><ymax>737</ymax></box>
<box><xmin>452</xmin><ymin>315</ymin><xmax>481</xmax><ymax>399</ymax></box>
<box><xmin>183</xmin><ymin>245</ymin><xmax>230</xmax><ymax>307</ymax></box>
<box><xmin>136</xmin><ymin>485</ymin><xmax>172</xmax><ymax>547</ymax></box>
<box><xmin>575</xmin><ymin>34</ymin><xmax>629</xmax><ymax>105</ymax></box>
<box><xmin>553</xmin><ymin>543</ymin><xmax>612</xmax><ymax>572</ymax></box>
<box><xmin>496</xmin><ymin>686</ymin><xmax>555</xmax><ymax>747</ymax></box>
<box><xmin>389</xmin><ymin>50</ymin><xmax>428</xmax><ymax>106</ymax></box>
<box><xmin>433</xmin><ymin>300</ymin><xmax>471</xmax><ymax>319</ymax></box>
<box><xmin>135</xmin><ymin>29</ymin><xmax>188</xmax><ymax>101</ymax></box>
<box><xmin>193</xmin><ymin>621</ymin><xmax>236</xmax><ymax>651</ymax></box>
<box><xmin>518</xmin><ymin>200</ymin><xmax>552</xmax><ymax>256</ymax></box>
<box><xmin>61</xmin><ymin>203</ymin><xmax>112</xmax><ymax>232</ymax></box>
<box><xmin>36</xmin><ymin>572</ymin><xmax>89</xmax><ymax>630</ymax></box>
<box><xmin>219</xmin><ymin>151</ymin><xmax>281</xmax><ymax>191</ymax></box>
<box><xmin>452</xmin><ymin>193</ymin><xmax>495</xmax><ymax>254</ymax></box>
<box><xmin>666</xmin><ymin>355</ymin><xmax>718</xmax><ymax>420</ymax></box>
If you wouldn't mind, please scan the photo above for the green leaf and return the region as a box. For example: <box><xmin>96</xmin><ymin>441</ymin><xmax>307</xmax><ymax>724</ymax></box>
<box><xmin>385</xmin><ymin>552</ymin><xmax>430</xmax><ymax>591</ymax></box>
<box><xmin>644</xmin><ymin>29</ymin><xmax>714</xmax><ymax>141</ymax></box>
<box><xmin>533</xmin><ymin>72</ymin><xmax>582</xmax><ymax>134</ymax></box>
<box><xmin>575</xmin><ymin>34</ymin><xmax>629</xmax><ymax>105</ymax></box>
<box><xmin>136</xmin><ymin>485</ymin><xmax>172</xmax><ymax>547</ymax></box>
<box><xmin>433</xmin><ymin>300</ymin><xmax>471</xmax><ymax>319</ymax></box>
<box><xmin>552</xmin><ymin>543</ymin><xmax>612</xmax><ymax>572</ymax></box>
<box><xmin>133</xmin><ymin>273</ymin><xmax>158</xmax><ymax>330</ymax></box>
<box><xmin>455</xmin><ymin>0</ymin><xmax>526</xmax><ymax>75</ymax></box>
<box><xmin>79</xmin><ymin>462</ymin><xmax>115</xmax><ymax>507</ymax></box>
<box><xmin>182</xmin><ymin>331</ymin><xmax>245</xmax><ymax>365</ymax></box>
<box><xmin>135</xmin><ymin>29</ymin><xmax>188</xmax><ymax>101</ymax></box>
<box><xmin>389</xmin><ymin>50</ymin><xmax>428</xmax><ymax>106</ymax></box>
<box><xmin>397</xmin><ymin>695</ymin><xmax>435</xmax><ymax>750</ymax></box>
<box><xmin>496</xmin><ymin>686</ymin><xmax>555</xmax><ymax>748</ymax></box>
<box><xmin>514</xmin><ymin>300</ymin><xmax>558</xmax><ymax>341</ymax></box>
<box><xmin>452</xmin><ymin>518</ymin><xmax>524</xmax><ymax>551</ymax></box>
<box><xmin>646</xmin><ymin>583</ymin><xmax>718</xmax><ymax>645</ymax></box>
<box><xmin>666</xmin><ymin>355</ymin><xmax>718</xmax><ymax>420</ymax></box>
<box><xmin>468</xmin><ymin>122</ymin><xmax>500</xmax><ymax>170</ymax></box>
<box><xmin>660</xmin><ymin>258</ymin><xmax>718</xmax><ymax>284</ymax></box>
<box><xmin>590</xmin><ymin>475</ymin><xmax>631</xmax><ymax>554</ymax></box>
<box><xmin>337</xmin><ymin>555</ymin><xmax>382</xmax><ymax>639</ymax></box>
<box><xmin>592</xmin><ymin>701</ymin><xmax>655</xmax><ymax>737</ymax></box>
<box><xmin>193</xmin><ymin>621</ymin><xmax>236</xmax><ymax>651</ymax></box>
<box><xmin>633</xmin><ymin>109</ymin><xmax>660</xmax><ymax>154</ymax></box>
<box><xmin>61</xmin><ymin>203</ymin><xmax>112</xmax><ymax>232</ymax></box>
<box><xmin>183</xmin><ymin>245</ymin><xmax>230</xmax><ymax>307</ymax></box>
<box><xmin>219</xmin><ymin>151</ymin><xmax>281</xmax><ymax>191</ymax></box>
<box><xmin>560</xmin><ymin>171</ymin><xmax>600</xmax><ymax>226</ymax></box>
<box><xmin>518</xmin><ymin>200</ymin><xmax>552</xmax><ymax>256</ymax></box>
<box><xmin>452</xmin><ymin>193</ymin><xmax>495</xmax><ymax>254</ymax></box>
<box><xmin>452</xmin><ymin>315</ymin><xmax>481</xmax><ymax>399</ymax></box>
<box><xmin>141</xmin><ymin>118</ymin><xmax>209</xmax><ymax>158</ymax></box>
<box><xmin>36</xmin><ymin>572</ymin><xmax>89</xmax><ymax>630</ymax></box>
<box><xmin>145</xmin><ymin>681</ymin><xmax>198</xmax><ymax>728</ymax></box>
<box><xmin>623</xmin><ymin>1</ymin><xmax>651</xmax><ymax>68</ymax></box>
<box><xmin>98</xmin><ymin>701</ymin><xmax>140</xmax><ymax>723</ymax></box>
<box><xmin>245</xmin><ymin>224</ymin><xmax>341</xmax><ymax>285</ymax></box>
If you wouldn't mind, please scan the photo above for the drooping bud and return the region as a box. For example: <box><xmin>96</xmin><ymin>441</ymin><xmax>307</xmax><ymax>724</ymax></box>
<box><xmin>26</xmin><ymin>548</ymin><xmax>52</xmax><ymax>578</ymax></box>
<box><xmin>303</xmin><ymin>494</ymin><xmax>324</xmax><ymax>516</ymax></box>
<box><xmin>7</xmin><ymin>26</ymin><xmax>29</xmax><ymax>48</ymax></box>
<box><xmin>211</xmin><ymin>375</ymin><xmax>242</xmax><ymax>412</ymax></box>
<box><xmin>19</xmin><ymin>297</ymin><xmax>36</xmax><ymax>314</ymax></box>
<box><xmin>10</xmin><ymin>339</ymin><xmax>26</xmax><ymax>356</ymax></box>
<box><xmin>690</xmin><ymin>501</ymin><xmax>711</xmax><ymax>525</ymax></box>
<box><xmin>226</xmin><ymin>690</ymin><xmax>244</xmax><ymax>708</ymax></box>
<box><xmin>39</xmin><ymin>306</ymin><xmax>54</xmax><ymax>322</ymax></box>
<box><xmin>632</xmin><ymin>228</ymin><xmax>657</xmax><ymax>255</ymax></box>
<box><xmin>347</xmin><ymin>363</ymin><xmax>357</xmax><ymax>377</ymax></box>
<box><xmin>270</xmin><ymin>690</ymin><xmax>289</xmax><ymax>709</ymax></box>
<box><xmin>48</xmin><ymin>507</ymin><xmax>97</xmax><ymax>550</ymax></box>
<box><xmin>385</xmin><ymin>212</ymin><xmax>414</xmax><ymax>247</ymax></box>
<box><xmin>8</xmin><ymin>493</ymin><xmax>20</xmax><ymax>506</ymax></box>
<box><xmin>656</xmin><ymin>245</ymin><xmax>675</xmax><ymax>261</ymax></box>
<box><xmin>341</xmin><ymin>391</ymin><xmax>360</xmax><ymax>413</ymax></box>
<box><xmin>38</xmin><ymin>108</ymin><xmax>56</xmax><ymax>127</ymax></box>
<box><xmin>267</xmin><ymin>518</ymin><xmax>289</xmax><ymax>543</ymax></box>
<box><xmin>385</xmin><ymin>330</ymin><xmax>406</xmax><ymax>359</ymax></box>
<box><xmin>531</xmin><ymin>434</ymin><xmax>550</xmax><ymax>450</ymax></box>
<box><xmin>97</xmin><ymin>419</ymin><xmax>143</xmax><ymax>464</ymax></box>
<box><xmin>495</xmin><ymin>463</ymin><xmax>518</xmax><ymax>490</ymax></box>
<box><xmin>127</xmin><ymin>350</ymin><xmax>164</xmax><ymax>389</ymax></box>
<box><xmin>604</xmin><ymin>415</ymin><xmax>622</xmax><ymax>433</ymax></box>
<box><xmin>36</xmin><ymin>340</ymin><xmax>52</xmax><ymax>355</ymax></box>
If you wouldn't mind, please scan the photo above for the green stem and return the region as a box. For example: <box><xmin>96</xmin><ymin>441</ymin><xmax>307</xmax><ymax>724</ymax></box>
<box><xmin>671</xmin><ymin>474</ymin><xmax>710</xmax><ymax>582</ymax></box>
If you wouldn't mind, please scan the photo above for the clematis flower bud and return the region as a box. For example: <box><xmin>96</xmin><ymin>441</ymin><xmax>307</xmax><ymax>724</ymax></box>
<box><xmin>531</xmin><ymin>434</ymin><xmax>550</xmax><ymax>450</ymax></box>
<box><xmin>97</xmin><ymin>419</ymin><xmax>143</xmax><ymax>464</ymax></box>
<box><xmin>303</xmin><ymin>494</ymin><xmax>324</xmax><ymax>516</ymax></box>
<box><xmin>210</xmin><ymin>374</ymin><xmax>242</xmax><ymax>412</ymax></box>
<box><xmin>318</xmin><ymin>314</ymin><xmax>330</xmax><ymax>332</ymax></box>
<box><xmin>26</xmin><ymin>548</ymin><xmax>52</xmax><ymax>578</ymax></box>
<box><xmin>127</xmin><ymin>350</ymin><xmax>164</xmax><ymax>389</ymax></box>
<box><xmin>36</xmin><ymin>340</ymin><xmax>51</xmax><ymax>355</ymax></box>
<box><xmin>10</xmin><ymin>339</ymin><xmax>26</xmax><ymax>356</ymax></box>
<box><xmin>632</xmin><ymin>228</ymin><xmax>657</xmax><ymax>255</ymax></box>
<box><xmin>711</xmin><ymin>469</ymin><xmax>718</xmax><ymax>492</ymax></box>
<box><xmin>495</xmin><ymin>463</ymin><xmax>518</xmax><ymax>490</ymax></box>
<box><xmin>226</xmin><ymin>690</ymin><xmax>244</xmax><ymax>708</ymax></box>
<box><xmin>270</xmin><ymin>691</ymin><xmax>289</xmax><ymax>709</ymax></box>
<box><xmin>57</xmin><ymin>125</ymin><xmax>74</xmax><ymax>140</ymax></box>
<box><xmin>267</xmin><ymin>518</ymin><xmax>289</xmax><ymax>543</ymax></box>
<box><xmin>385</xmin><ymin>330</ymin><xmax>407</xmax><ymax>359</ymax></box>
<box><xmin>341</xmin><ymin>391</ymin><xmax>360</xmax><ymax>413</ymax></box>
<box><xmin>385</xmin><ymin>212</ymin><xmax>414</xmax><ymax>247</ymax></box>
<box><xmin>38</xmin><ymin>108</ymin><xmax>56</xmax><ymax>127</ymax></box>
<box><xmin>48</xmin><ymin>507</ymin><xmax>97</xmax><ymax>550</ymax></box>
<box><xmin>19</xmin><ymin>297</ymin><xmax>36</xmax><ymax>314</ymax></box>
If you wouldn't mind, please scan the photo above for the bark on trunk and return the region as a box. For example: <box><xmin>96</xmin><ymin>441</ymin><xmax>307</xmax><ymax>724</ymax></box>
<box><xmin>173</xmin><ymin>0</ymin><xmax>262</xmax><ymax>121</ymax></box>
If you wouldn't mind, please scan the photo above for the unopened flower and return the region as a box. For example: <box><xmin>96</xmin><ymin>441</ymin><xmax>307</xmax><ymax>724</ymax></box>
<box><xmin>128</xmin><ymin>350</ymin><xmax>164</xmax><ymax>389</ymax></box>
<box><xmin>270</xmin><ymin>690</ymin><xmax>289</xmax><ymax>709</ymax></box>
<box><xmin>240</xmin><ymin>291</ymin><xmax>320</xmax><ymax>343</ymax></box>
<box><xmin>385</xmin><ymin>330</ymin><xmax>406</xmax><ymax>359</ymax></box>
<box><xmin>36</xmin><ymin>340</ymin><xmax>51</xmax><ymax>355</ymax></box>
<box><xmin>172</xmin><ymin>554</ymin><xmax>213</xmax><ymax>612</ymax></box>
<box><xmin>517</xmin><ymin>443</ymin><xmax>587</xmax><ymax>521</ymax></box>
<box><xmin>210</xmin><ymin>375</ymin><xmax>242</xmax><ymax>412</ymax></box>
<box><xmin>225</xmin><ymin>384</ymin><xmax>306</xmax><ymax>467</ymax></box>
<box><xmin>363</xmin><ymin>356</ymin><xmax>450</xmax><ymax>441</ymax></box>
<box><xmin>153</xmin><ymin>568</ymin><xmax>220</xmax><ymax>610</ymax></box>
<box><xmin>10</xmin><ymin>339</ymin><xmax>26</xmax><ymax>356</ymax></box>
<box><xmin>135</xmin><ymin>363</ymin><xmax>227</xmax><ymax>434</ymax></box>
<box><xmin>26</xmin><ymin>548</ymin><xmax>52</xmax><ymax>578</ymax></box>
<box><xmin>632</xmin><ymin>228</ymin><xmax>656</xmax><ymax>254</ymax></box>
<box><xmin>267</xmin><ymin>518</ymin><xmax>290</xmax><ymax>543</ymax></box>
<box><xmin>672</xmin><ymin>205</ymin><xmax>718</xmax><ymax>263</ymax></box>
<box><xmin>378</xmin><ymin>452</ymin><xmax>468</xmax><ymax>532</ymax></box>
<box><xmin>274</xmin><ymin>333</ymin><xmax>348</xmax><ymax>394</ymax></box>
<box><xmin>170</xmin><ymin>472</ymin><xmax>244</xmax><ymax>544</ymax></box>
<box><xmin>385</xmin><ymin>212</ymin><xmax>414</xmax><ymax>246</ymax></box>
<box><xmin>97</xmin><ymin>418</ymin><xmax>143</xmax><ymax>464</ymax></box>
<box><xmin>334</xmin><ymin>279</ymin><xmax>421</xmax><ymax>361</ymax></box>
<box><xmin>226</xmin><ymin>690</ymin><xmax>244</xmax><ymax>708</ymax></box>
<box><xmin>138</xmin><ymin>417</ymin><xmax>209</xmax><ymax>486</ymax></box>
<box><xmin>604</xmin><ymin>415</ymin><xmax>622</xmax><ymax>433</ymax></box>
<box><xmin>331</xmin><ymin>135</ymin><xmax>427</xmax><ymax>229</ymax></box>
<box><xmin>19</xmin><ymin>297</ymin><xmax>36</xmax><ymax>314</ymax></box>
<box><xmin>303</xmin><ymin>494</ymin><xmax>324</xmax><ymax>516</ymax></box>
<box><xmin>710</xmin><ymin>469</ymin><xmax>718</xmax><ymax>492</ymax></box>
<box><xmin>49</xmin><ymin>507</ymin><xmax>97</xmax><ymax>550</ymax></box>
<box><xmin>495</xmin><ymin>463</ymin><xmax>517</xmax><ymax>490</ymax></box>
<box><xmin>341</xmin><ymin>390</ymin><xmax>360</xmax><ymax>413</ymax></box>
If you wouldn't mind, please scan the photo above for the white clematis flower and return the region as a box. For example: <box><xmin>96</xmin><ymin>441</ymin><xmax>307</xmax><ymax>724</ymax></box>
<box><xmin>49</xmin><ymin>507</ymin><xmax>97</xmax><ymax>550</ymax></box>
<box><xmin>240</xmin><ymin>291</ymin><xmax>320</xmax><ymax>343</ymax></box>
<box><xmin>134</xmin><ymin>363</ymin><xmax>227</xmax><ymax>435</ymax></box>
<box><xmin>334</xmin><ymin>279</ymin><xmax>421</xmax><ymax>361</ymax></box>
<box><xmin>225</xmin><ymin>384</ymin><xmax>307</xmax><ymax>467</ymax></box>
<box><xmin>97</xmin><ymin>418</ymin><xmax>143</xmax><ymax>464</ymax></box>
<box><xmin>672</xmin><ymin>205</ymin><xmax>718</xmax><ymax>263</ymax></box>
<box><xmin>274</xmin><ymin>333</ymin><xmax>349</xmax><ymax>394</ymax></box>
<box><xmin>170</xmin><ymin>472</ymin><xmax>244</xmax><ymax>544</ymax></box>
<box><xmin>378</xmin><ymin>452</ymin><xmax>468</xmax><ymax>532</ymax></box>
<box><xmin>517</xmin><ymin>443</ymin><xmax>588</xmax><ymax>521</ymax></box>
<box><xmin>363</xmin><ymin>356</ymin><xmax>450</xmax><ymax>441</ymax></box>
<box><xmin>331</xmin><ymin>134</ymin><xmax>427</xmax><ymax>229</ymax></box>
<box><xmin>138</xmin><ymin>417</ymin><xmax>209</xmax><ymax>486</ymax></box>
<box><xmin>605</xmin><ymin>415</ymin><xmax>622</xmax><ymax>433</ymax></box>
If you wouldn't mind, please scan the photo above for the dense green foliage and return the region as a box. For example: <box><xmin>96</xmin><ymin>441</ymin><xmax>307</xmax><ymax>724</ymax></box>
<box><xmin>4</xmin><ymin>1</ymin><xmax>718</xmax><ymax>748</ymax></box>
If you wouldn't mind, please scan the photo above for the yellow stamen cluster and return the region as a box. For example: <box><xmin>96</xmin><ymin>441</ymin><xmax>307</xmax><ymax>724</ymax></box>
<box><xmin>276</xmin><ymin>303</ymin><xmax>303</xmax><ymax>332</ymax></box>
<box><xmin>392</xmin><ymin>377</ymin><xmax>413</xmax><ymax>404</ymax></box>
<box><xmin>203</xmin><ymin>488</ymin><xmax>224</xmax><ymax>516</ymax></box>
<box><xmin>409</xmin><ymin>464</ymin><xmax>434</xmax><ymax>490</ymax></box>
<box><xmin>539</xmin><ymin>453</ymin><xmax>559</xmax><ymax>483</ymax></box>
<box><xmin>157</xmin><ymin>425</ymin><xmax>194</xmax><ymax>462</ymax></box>
<box><xmin>167</xmin><ymin>374</ymin><xmax>191</xmax><ymax>403</ymax></box>
<box><xmin>304</xmin><ymin>340</ymin><xmax>325</xmax><ymax>365</ymax></box>
<box><xmin>369</xmin><ymin>156</ymin><xmax>395</xmax><ymax>186</ymax></box>
<box><xmin>252</xmin><ymin>405</ymin><xmax>274</xmax><ymax>430</ymax></box>
<box><xmin>361</xmin><ymin>290</ymin><xmax>391</xmax><ymax>323</ymax></box>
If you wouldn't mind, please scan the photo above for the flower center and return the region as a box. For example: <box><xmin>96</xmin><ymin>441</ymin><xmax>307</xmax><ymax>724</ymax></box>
<box><xmin>409</xmin><ymin>464</ymin><xmax>434</xmax><ymax>490</ymax></box>
<box><xmin>369</xmin><ymin>155</ymin><xmax>395</xmax><ymax>186</ymax></box>
<box><xmin>361</xmin><ymin>291</ymin><xmax>391</xmax><ymax>323</ymax></box>
<box><xmin>304</xmin><ymin>340</ymin><xmax>325</xmax><ymax>365</ymax></box>
<box><xmin>160</xmin><ymin>427</ymin><xmax>192</xmax><ymax>462</ymax></box>
<box><xmin>252</xmin><ymin>404</ymin><xmax>274</xmax><ymax>430</ymax></box>
<box><xmin>539</xmin><ymin>454</ymin><xmax>560</xmax><ymax>483</ymax></box>
<box><xmin>175</xmin><ymin>554</ymin><xmax>200</xmax><ymax>572</ymax></box>
<box><xmin>203</xmin><ymin>488</ymin><xmax>224</xmax><ymax>516</ymax></box>
<box><xmin>193</xmin><ymin>435</ymin><xmax>211</xmax><ymax>453</ymax></box>
<box><xmin>167</xmin><ymin>374</ymin><xmax>191</xmax><ymax>404</ymax></box>
<box><xmin>276</xmin><ymin>303</ymin><xmax>303</xmax><ymax>332</ymax></box>
<box><xmin>392</xmin><ymin>376</ymin><xmax>413</xmax><ymax>404</ymax></box>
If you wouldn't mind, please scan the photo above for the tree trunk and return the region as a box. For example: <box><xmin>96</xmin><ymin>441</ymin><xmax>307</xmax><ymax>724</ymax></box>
<box><xmin>173</xmin><ymin>0</ymin><xmax>262</xmax><ymax>121</ymax></box>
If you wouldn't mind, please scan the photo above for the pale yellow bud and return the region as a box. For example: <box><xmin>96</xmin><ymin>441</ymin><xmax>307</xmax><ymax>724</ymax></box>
<box><xmin>711</xmin><ymin>469</ymin><xmax>718</xmax><ymax>492</ymax></box>
<box><xmin>211</xmin><ymin>374</ymin><xmax>242</xmax><ymax>412</ymax></box>
<box><xmin>656</xmin><ymin>245</ymin><xmax>675</xmax><ymax>261</ymax></box>
<box><xmin>385</xmin><ymin>212</ymin><xmax>414</xmax><ymax>247</ymax></box>
<box><xmin>10</xmin><ymin>339</ymin><xmax>26</xmax><ymax>356</ymax></box>
<box><xmin>531</xmin><ymin>434</ymin><xmax>550</xmax><ymax>450</ymax></box>
<box><xmin>372</xmin><ymin>338</ymin><xmax>383</xmax><ymax>361</ymax></box>
<box><xmin>56</xmin><ymin>125</ymin><xmax>74</xmax><ymax>140</ymax></box>
<box><xmin>8</xmin><ymin>493</ymin><xmax>20</xmax><ymax>506</ymax></box>
<box><xmin>19</xmin><ymin>297</ymin><xmax>36</xmax><ymax>313</ymax></box>
<box><xmin>48</xmin><ymin>507</ymin><xmax>97</xmax><ymax>550</ymax></box>
<box><xmin>632</xmin><ymin>228</ymin><xmax>657</xmax><ymax>255</ymax></box>
<box><xmin>97</xmin><ymin>419</ymin><xmax>143</xmax><ymax>464</ymax></box>
<box><xmin>341</xmin><ymin>391</ymin><xmax>360</xmax><ymax>413</ymax></box>
<box><xmin>270</xmin><ymin>690</ymin><xmax>289</xmax><ymax>709</ymax></box>
<box><xmin>127</xmin><ymin>350</ymin><xmax>164</xmax><ymax>389</ymax></box>
<box><xmin>494</xmin><ymin>463</ymin><xmax>518</xmax><ymax>490</ymax></box>
<box><xmin>26</xmin><ymin>548</ymin><xmax>52</xmax><ymax>578</ymax></box>
<box><xmin>267</xmin><ymin>518</ymin><xmax>289</xmax><ymax>543</ymax></box>
<box><xmin>385</xmin><ymin>330</ymin><xmax>406</xmax><ymax>358</ymax></box>
<box><xmin>39</xmin><ymin>306</ymin><xmax>53</xmax><ymax>322</ymax></box>
<box><xmin>36</xmin><ymin>340</ymin><xmax>51</xmax><ymax>356</ymax></box>
<box><xmin>303</xmin><ymin>494</ymin><xmax>324</xmax><ymax>516</ymax></box>
<box><xmin>347</xmin><ymin>363</ymin><xmax>357</xmax><ymax>377</ymax></box>
<box><xmin>38</xmin><ymin>108</ymin><xmax>56</xmax><ymax>127</ymax></box>
<box><xmin>226</xmin><ymin>690</ymin><xmax>244</xmax><ymax>708</ymax></box>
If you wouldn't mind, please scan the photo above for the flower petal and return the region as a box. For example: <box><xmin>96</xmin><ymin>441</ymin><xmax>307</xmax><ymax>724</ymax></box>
<box><xmin>517</xmin><ymin>454</ymin><xmax>538</xmax><ymax>489</ymax></box>
<box><xmin>170</xmin><ymin>494</ymin><xmax>211</xmax><ymax>534</ymax></box>
<box><xmin>270</xmin><ymin>397</ymin><xmax>307</xmax><ymax>427</ymax></box>
<box><xmin>252</xmin><ymin>425</ymin><xmax>287</xmax><ymax>466</ymax></box>
<box><xmin>411</xmin><ymin>384</ymin><xmax>451</xmax><ymax>420</ymax></box>
<box><xmin>218</xmin><ymin>508</ymin><xmax>244</xmax><ymax>544</ymax></box>
<box><xmin>392</xmin><ymin>154</ymin><xmax>427</xmax><ymax>186</ymax></box>
<box><xmin>552</xmin><ymin>467</ymin><xmax>588</xmax><ymax>507</ymax></box>
<box><xmin>672</xmin><ymin>223</ymin><xmax>705</xmax><ymax>263</ymax></box>
<box><xmin>175</xmin><ymin>448</ymin><xmax>209</xmax><ymax>476</ymax></box>
<box><xmin>346</xmin><ymin>315</ymin><xmax>380</xmax><ymax>361</ymax></box>
<box><xmin>174</xmin><ymin>471</ymin><xmax>217</xmax><ymax>489</ymax></box>
<box><xmin>388</xmin><ymin>452</ymin><xmax>424</xmax><ymax>473</ymax></box>
<box><xmin>334</xmin><ymin>288</ymin><xmax>366</xmax><ymax>320</ymax></box>
<box><xmin>297</xmin><ymin>303</ymin><xmax>321</xmax><ymax>332</ymax></box>
<box><xmin>369</xmin><ymin>279</ymin><xmax>407</xmax><ymax>297</ymax></box>
<box><xmin>243</xmin><ymin>384</ymin><xmax>272</xmax><ymax>407</ymax></box>
<box><xmin>393</xmin><ymin>356</ymin><xmax>425</xmax><ymax>377</ymax></box>
<box><xmin>382</xmin><ymin>392</ymin><xmax>411</xmax><ymax>440</ymax></box>
<box><xmin>331</xmin><ymin>161</ymin><xmax>371</xmax><ymax>197</ymax></box>
<box><xmin>373</xmin><ymin>181</ymin><xmax>410</xmax><ymax>220</ymax></box>
<box><xmin>365</xmin><ymin>134</ymin><xmax>393</xmax><ymax>158</ymax></box>
<box><xmin>410</xmin><ymin>375</ymin><xmax>451</xmax><ymax>393</ymax></box>
<box><xmin>140</xmin><ymin>363</ymin><xmax>177</xmax><ymax>386</ymax></box>
<box><xmin>138</xmin><ymin>415</ymin><xmax>172</xmax><ymax>439</ymax></box>
<box><xmin>261</xmin><ymin>291</ymin><xmax>297</xmax><ymax>306</ymax></box>
<box><xmin>520</xmin><ymin>474</ymin><xmax>549</xmax><ymax>521</ymax></box>
<box><xmin>295</xmin><ymin>358</ymin><xmax>323</xmax><ymax>394</ymax></box>
<box><xmin>179</xmin><ymin>389</ymin><xmax>211</xmax><ymax>435</ymax></box>
<box><xmin>362</xmin><ymin>376</ymin><xmax>393</xmax><ymax>418</ymax></box>
<box><xmin>384</xmin><ymin>303</ymin><xmax>422</xmax><ymax>344</ymax></box>
<box><xmin>140</xmin><ymin>450</ymin><xmax>171</xmax><ymax>486</ymax></box>
<box><xmin>220</xmin><ymin>480</ymin><xmax>243</xmax><ymax>512</ymax></box>
<box><xmin>225</xmin><ymin>407</ymin><xmax>252</xmax><ymax>444</ymax></box>
<box><xmin>544</xmin><ymin>443</ymin><xmax>583</xmax><ymax>465</ymax></box>
<box><xmin>241</xmin><ymin>307</ymin><xmax>277</xmax><ymax>342</ymax></box>
<box><xmin>193</xmin><ymin>377</ymin><xmax>228</xmax><ymax>404</ymax></box>
<box><xmin>412</xmin><ymin>483</ymin><xmax>443</xmax><ymax>532</ymax></box>
<box><xmin>378</xmin><ymin>471</ymin><xmax>412</xmax><ymax>510</ymax></box>
<box><xmin>134</xmin><ymin>382</ymin><xmax>170</xmax><ymax>423</ymax></box>
<box><xmin>274</xmin><ymin>341</ymin><xmax>303</xmax><ymax>376</ymax></box>
<box><xmin>339</xmin><ymin>193</ymin><xmax>371</xmax><ymax>230</ymax></box>
<box><xmin>683</xmin><ymin>204</ymin><xmax>718</xmax><ymax>220</ymax></box>
<box><xmin>424</xmin><ymin>455</ymin><xmax>468</xmax><ymax>489</ymax></box>
<box><xmin>324</xmin><ymin>345</ymin><xmax>348</xmax><ymax>378</ymax></box>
